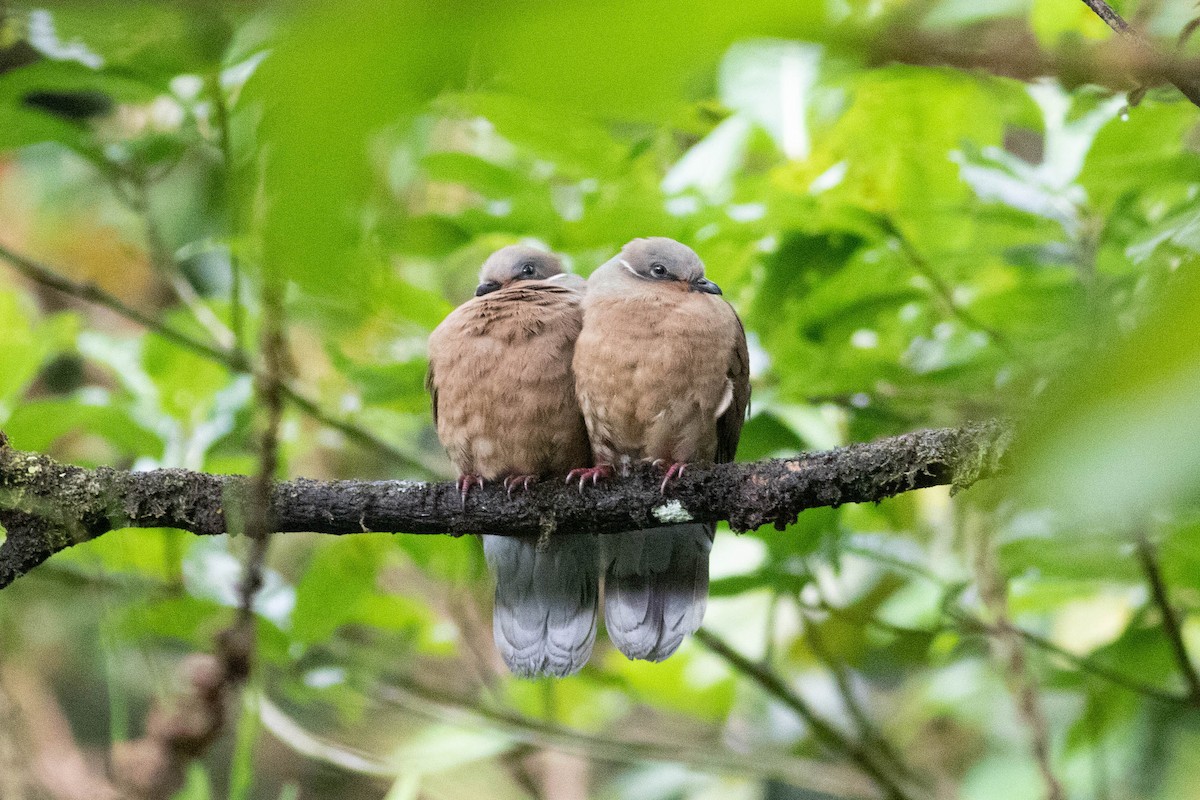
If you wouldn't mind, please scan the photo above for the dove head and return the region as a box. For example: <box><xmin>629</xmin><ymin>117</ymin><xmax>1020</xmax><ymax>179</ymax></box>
<box><xmin>591</xmin><ymin>237</ymin><xmax>722</xmax><ymax>296</ymax></box>
<box><xmin>475</xmin><ymin>245</ymin><xmax>565</xmax><ymax>296</ymax></box>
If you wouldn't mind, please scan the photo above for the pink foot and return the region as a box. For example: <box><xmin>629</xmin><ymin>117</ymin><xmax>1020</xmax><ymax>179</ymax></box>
<box><xmin>502</xmin><ymin>474</ymin><xmax>538</xmax><ymax>497</ymax></box>
<box><xmin>565</xmin><ymin>464</ymin><xmax>614</xmax><ymax>493</ymax></box>
<box><xmin>653</xmin><ymin>461</ymin><xmax>689</xmax><ymax>494</ymax></box>
<box><xmin>456</xmin><ymin>474</ymin><xmax>485</xmax><ymax>507</ymax></box>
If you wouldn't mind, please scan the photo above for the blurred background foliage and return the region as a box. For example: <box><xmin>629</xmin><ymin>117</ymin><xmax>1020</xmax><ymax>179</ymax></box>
<box><xmin>1</xmin><ymin>0</ymin><xmax>1200</xmax><ymax>798</ymax></box>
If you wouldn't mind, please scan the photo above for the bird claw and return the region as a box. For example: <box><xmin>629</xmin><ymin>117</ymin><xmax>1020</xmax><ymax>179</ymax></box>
<box><xmin>503</xmin><ymin>474</ymin><xmax>538</xmax><ymax>497</ymax></box>
<box><xmin>657</xmin><ymin>461</ymin><xmax>688</xmax><ymax>494</ymax></box>
<box><xmin>456</xmin><ymin>474</ymin><xmax>485</xmax><ymax>508</ymax></box>
<box><xmin>565</xmin><ymin>464</ymin><xmax>613</xmax><ymax>493</ymax></box>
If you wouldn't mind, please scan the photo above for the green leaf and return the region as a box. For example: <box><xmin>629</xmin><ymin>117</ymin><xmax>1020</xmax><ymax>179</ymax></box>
<box><xmin>0</xmin><ymin>290</ymin><xmax>77</xmax><ymax>406</ymax></box>
<box><xmin>245</xmin><ymin>0</ymin><xmax>475</xmax><ymax>298</ymax></box>
<box><xmin>50</xmin><ymin>527</ymin><xmax>188</xmax><ymax>583</ymax></box>
<box><xmin>421</xmin><ymin>151</ymin><xmax>524</xmax><ymax>198</ymax></box>
<box><xmin>386</xmin><ymin>724</ymin><xmax>514</xmax><ymax>774</ymax></box>
<box><xmin>291</xmin><ymin>535</ymin><xmax>395</xmax><ymax>644</ymax></box>
<box><xmin>819</xmin><ymin>67</ymin><xmax>1014</xmax><ymax>251</ymax></box>
<box><xmin>326</xmin><ymin>346</ymin><xmax>430</xmax><ymax>412</ymax></box>
<box><xmin>4</xmin><ymin>399</ymin><xmax>162</xmax><ymax>456</ymax></box>
<box><xmin>172</xmin><ymin>764</ymin><xmax>213</xmax><ymax>800</ymax></box>
<box><xmin>28</xmin><ymin>3</ymin><xmax>231</xmax><ymax>81</ymax></box>
<box><xmin>0</xmin><ymin>59</ymin><xmax>155</xmax><ymax>151</ymax></box>
<box><xmin>141</xmin><ymin>320</ymin><xmax>233</xmax><ymax>421</ymax></box>
<box><xmin>116</xmin><ymin>594</ymin><xmax>232</xmax><ymax>648</ymax></box>
<box><xmin>602</xmin><ymin>646</ymin><xmax>736</xmax><ymax>721</ymax></box>
<box><xmin>1080</xmin><ymin>101</ymin><xmax>1200</xmax><ymax>211</ymax></box>
<box><xmin>1014</xmin><ymin>264</ymin><xmax>1200</xmax><ymax>523</ymax></box>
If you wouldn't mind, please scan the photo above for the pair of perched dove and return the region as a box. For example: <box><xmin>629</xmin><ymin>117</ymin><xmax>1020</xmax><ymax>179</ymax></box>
<box><xmin>426</xmin><ymin>238</ymin><xmax>750</xmax><ymax>677</ymax></box>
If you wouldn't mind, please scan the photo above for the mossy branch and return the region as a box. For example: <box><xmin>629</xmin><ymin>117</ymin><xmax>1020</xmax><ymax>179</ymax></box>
<box><xmin>0</xmin><ymin>422</ymin><xmax>1011</xmax><ymax>590</ymax></box>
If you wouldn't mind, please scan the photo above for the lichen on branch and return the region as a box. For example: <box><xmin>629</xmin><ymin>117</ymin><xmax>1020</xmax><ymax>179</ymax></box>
<box><xmin>0</xmin><ymin>421</ymin><xmax>1011</xmax><ymax>590</ymax></box>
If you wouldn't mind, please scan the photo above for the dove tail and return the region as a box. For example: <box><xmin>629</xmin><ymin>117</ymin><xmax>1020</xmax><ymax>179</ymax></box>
<box><xmin>601</xmin><ymin>524</ymin><xmax>713</xmax><ymax>662</ymax></box>
<box><xmin>482</xmin><ymin>534</ymin><xmax>599</xmax><ymax>678</ymax></box>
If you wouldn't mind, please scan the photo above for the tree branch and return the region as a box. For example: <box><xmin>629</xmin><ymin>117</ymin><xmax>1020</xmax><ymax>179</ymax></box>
<box><xmin>694</xmin><ymin>629</ymin><xmax>921</xmax><ymax>800</ymax></box>
<box><xmin>0</xmin><ymin>242</ymin><xmax>438</xmax><ymax>476</ymax></box>
<box><xmin>1134</xmin><ymin>529</ymin><xmax>1200</xmax><ymax>704</ymax></box>
<box><xmin>372</xmin><ymin>682</ymin><xmax>881</xmax><ymax>799</ymax></box>
<box><xmin>1076</xmin><ymin>0</ymin><xmax>1200</xmax><ymax>108</ymax></box>
<box><xmin>870</xmin><ymin>17</ymin><xmax>1200</xmax><ymax>106</ymax></box>
<box><xmin>0</xmin><ymin>421</ymin><xmax>1011</xmax><ymax>590</ymax></box>
<box><xmin>970</xmin><ymin>512</ymin><xmax>1064</xmax><ymax>800</ymax></box>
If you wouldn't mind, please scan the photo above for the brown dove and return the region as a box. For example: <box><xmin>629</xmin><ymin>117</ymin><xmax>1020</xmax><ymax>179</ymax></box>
<box><xmin>426</xmin><ymin>245</ymin><xmax>597</xmax><ymax>677</ymax></box>
<box><xmin>572</xmin><ymin>237</ymin><xmax>750</xmax><ymax>661</ymax></box>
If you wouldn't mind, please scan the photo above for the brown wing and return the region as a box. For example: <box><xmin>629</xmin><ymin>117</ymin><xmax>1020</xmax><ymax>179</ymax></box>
<box><xmin>715</xmin><ymin>312</ymin><xmax>750</xmax><ymax>465</ymax></box>
<box><xmin>425</xmin><ymin>361</ymin><xmax>439</xmax><ymax>427</ymax></box>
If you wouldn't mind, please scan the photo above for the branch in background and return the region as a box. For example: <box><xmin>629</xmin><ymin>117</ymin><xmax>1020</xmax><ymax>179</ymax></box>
<box><xmin>0</xmin><ymin>665</ymin><xmax>122</xmax><ymax>800</ymax></box>
<box><xmin>206</xmin><ymin>67</ymin><xmax>247</xmax><ymax>356</ymax></box>
<box><xmin>101</xmin><ymin>168</ymin><xmax>239</xmax><ymax>353</ymax></box>
<box><xmin>0</xmin><ymin>241</ymin><xmax>243</xmax><ymax>369</ymax></box>
<box><xmin>0</xmin><ymin>242</ymin><xmax>437</xmax><ymax>476</ymax></box>
<box><xmin>888</xmin><ymin>225</ymin><xmax>1019</xmax><ymax>361</ymax></box>
<box><xmin>970</xmin><ymin>514</ymin><xmax>1065</xmax><ymax>800</ymax></box>
<box><xmin>230</xmin><ymin>273</ymin><xmax>285</xmax><ymax>634</ymax></box>
<box><xmin>0</xmin><ymin>671</ymin><xmax>42</xmax><ymax>800</ymax></box>
<box><xmin>105</xmin><ymin>227</ymin><xmax>290</xmax><ymax>800</ymax></box>
<box><xmin>1080</xmin><ymin>0</ymin><xmax>1129</xmax><ymax>32</ymax></box>
<box><xmin>1076</xmin><ymin>0</ymin><xmax>1200</xmax><ymax>108</ymax></box>
<box><xmin>870</xmin><ymin>18</ymin><xmax>1200</xmax><ymax>107</ymax></box>
<box><xmin>0</xmin><ymin>422</ymin><xmax>1012</xmax><ymax>590</ymax></box>
<box><xmin>1134</xmin><ymin>529</ymin><xmax>1200</xmax><ymax>704</ymax></box>
<box><xmin>803</xmin><ymin>613</ymin><xmax>926</xmax><ymax>789</ymax></box>
<box><xmin>694</xmin><ymin>629</ymin><xmax>919</xmax><ymax>800</ymax></box>
<box><xmin>949</xmin><ymin>608</ymin><xmax>1188</xmax><ymax>705</ymax></box>
<box><xmin>828</xmin><ymin>546</ymin><xmax>1197</xmax><ymax>706</ymax></box>
<box><xmin>372</xmin><ymin>683</ymin><xmax>883</xmax><ymax>799</ymax></box>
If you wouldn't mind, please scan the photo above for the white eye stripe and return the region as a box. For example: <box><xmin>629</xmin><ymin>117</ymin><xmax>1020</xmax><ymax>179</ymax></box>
<box><xmin>619</xmin><ymin>259</ymin><xmax>639</xmax><ymax>277</ymax></box>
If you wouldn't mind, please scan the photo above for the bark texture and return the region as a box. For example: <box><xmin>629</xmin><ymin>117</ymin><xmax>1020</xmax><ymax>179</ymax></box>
<box><xmin>0</xmin><ymin>422</ymin><xmax>1012</xmax><ymax>590</ymax></box>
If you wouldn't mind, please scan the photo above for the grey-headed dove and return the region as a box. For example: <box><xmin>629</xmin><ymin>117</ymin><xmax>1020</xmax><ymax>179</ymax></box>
<box><xmin>426</xmin><ymin>245</ymin><xmax>597</xmax><ymax>677</ymax></box>
<box><xmin>572</xmin><ymin>237</ymin><xmax>750</xmax><ymax>661</ymax></box>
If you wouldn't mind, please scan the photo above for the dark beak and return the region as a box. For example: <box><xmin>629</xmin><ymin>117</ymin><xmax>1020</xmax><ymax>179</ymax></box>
<box><xmin>474</xmin><ymin>281</ymin><xmax>501</xmax><ymax>297</ymax></box>
<box><xmin>693</xmin><ymin>278</ymin><xmax>722</xmax><ymax>295</ymax></box>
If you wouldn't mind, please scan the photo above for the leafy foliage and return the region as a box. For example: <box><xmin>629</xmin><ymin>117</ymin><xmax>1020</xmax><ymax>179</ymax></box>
<box><xmin>2</xmin><ymin>1</ymin><xmax>1200</xmax><ymax>798</ymax></box>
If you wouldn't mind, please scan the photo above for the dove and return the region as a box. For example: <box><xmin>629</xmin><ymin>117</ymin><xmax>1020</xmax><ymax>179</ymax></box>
<box><xmin>426</xmin><ymin>245</ymin><xmax>597</xmax><ymax>677</ymax></box>
<box><xmin>572</xmin><ymin>237</ymin><xmax>750</xmax><ymax>661</ymax></box>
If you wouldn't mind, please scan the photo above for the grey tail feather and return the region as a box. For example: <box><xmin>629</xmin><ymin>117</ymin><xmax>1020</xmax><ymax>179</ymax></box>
<box><xmin>601</xmin><ymin>524</ymin><xmax>713</xmax><ymax>662</ymax></box>
<box><xmin>482</xmin><ymin>534</ymin><xmax>599</xmax><ymax>678</ymax></box>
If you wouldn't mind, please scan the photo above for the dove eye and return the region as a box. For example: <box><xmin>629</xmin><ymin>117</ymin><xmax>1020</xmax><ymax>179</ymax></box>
<box><xmin>519</xmin><ymin>262</ymin><xmax>536</xmax><ymax>277</ymax></box>
<box><xmin>649</xmin><ymin>263</ymin><xmax>669</xmax><ymax>278</ymax></box>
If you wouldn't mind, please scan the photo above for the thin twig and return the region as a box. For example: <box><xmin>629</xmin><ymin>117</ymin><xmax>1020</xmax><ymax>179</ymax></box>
<box><xmin>834</xmin><ymin>548</ymin><xmax>1197</xmax><ymax>705</ymax></box>
<box><xmin>277</xmin><ymin>385</ymin><xmax>442</xmax><ymax>475</ymax></box>
<box><xmin>1080</xmin><ymin>0</ymin><xmax>1131</xmax><ymax>33</ymax></box>
<box><xmin>970</xmin><ymin>514</ymin><xmax>1064</xmax><ymax>800</ymax></box>
<box><xmin>122</xmin><ymin>175</ymin><xmax>238</xmax><ymax>351</ymax></box>
<box><xmin>888</xmin><ymin>224</ymin><xmax>1019</xmax><ymax>360</ymax></box>
<box><xmin>102</xmin><ymin>250</ymin><xmax>289</xmax><ymax>800</ymax></box>
<box><xmin>0</xmin><ymin>240</ymin><xmax>244</xmax><ymax>368</ymax></box>
<box><xmin>1078</xmin><ymin>0</ymin><xmax>1200</xmax><ymax>108</ymax></box>
<box><xmin>949</xmin><ymin>608</ymin><xmax>1188</xmax><ymax>704</ymax></box>
<box><xmin>97</xmin><ymin>158</ymin><xmax>235</xmax><ymax>351</ymax></box>
<box><xmin>207</xmin><ymin>68</ymin><xmax>246</xmax><ymax>356</ymax></box>
<box><xmin>372</xmin><ymin>682</ymin><xmax>882</xmax><ymax>799</ymax></box>
<box><xmin>803</xmin><ymin>609</ymin><xmax>926</xmax><ymax>788</ymax></box>
<box><xmin>1134</xmin><ymin>529</ymin><xmax>1200</xmax><ymax>704</ymax></box>
<box><xmin>0</xmin><ymin>242</ymin><xmax>434</xmax><ymax>475</ymax></box>
<box><xmin>694</xmin><ymin>629</ymin><xmax>918</xmax><ymax>800</ymax></box>
<box><xmin>232</xmin><ymin>275</ymin><xmax>284</xmax><ymax>629</ymax></box>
